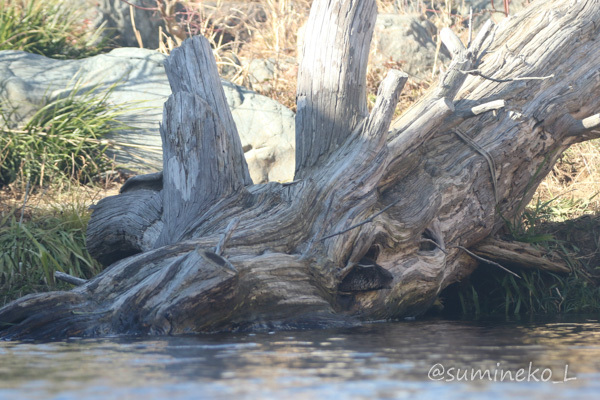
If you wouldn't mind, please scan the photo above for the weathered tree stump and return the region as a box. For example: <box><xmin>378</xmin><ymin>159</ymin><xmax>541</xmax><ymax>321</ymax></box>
<box><xmin>1</xmin><ymin>0</ymin><xmax>600</xmax><ymax>340</ymax></box>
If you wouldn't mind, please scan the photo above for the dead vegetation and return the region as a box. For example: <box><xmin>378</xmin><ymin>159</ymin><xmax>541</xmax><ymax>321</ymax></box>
<box><xmin>147</xmin><ymin>0</ymin><xmax>600</xmax><ymax>220</ymax></box>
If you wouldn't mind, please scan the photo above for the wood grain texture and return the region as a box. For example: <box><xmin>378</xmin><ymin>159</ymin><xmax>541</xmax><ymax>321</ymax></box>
<box><xmin>295</xmin><ymin>0</ymin><xmax>377</xmax><ymax>177</ymax></box>
<box><xmin>86</xmin><ymin>189</ymin><xmax>162</xmax><ymax>265</ymax></box>
<box><xmin>165</xmin><ymin>36</ymin><xmax>252</xmax><ymax>186</ymax></box>
<box><xmin>156</xmin><ymin>92</ymin><xmax>247</xmax><ymax>247</ymax></box>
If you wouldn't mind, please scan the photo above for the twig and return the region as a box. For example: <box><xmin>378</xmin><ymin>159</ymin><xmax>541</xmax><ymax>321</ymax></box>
<box><xmin>563</xmin><ymin>113</ymin><xmax>600</xmax><ymax>137</ymax></box>
<box><xmin>432</xmin><ymin>33</ymin><xmax>442</xmax><ymax>80</ymax></box>
<box><xmin>419</xmin><ymin>237</ymin><xmax>520</xmax><ymax>278</ymax></box>
<box><xmin>19</xmin><ymin>181</ymin><xmax>30</xmax><ymax>227</ymax></box>
<box><xmin>453</xmin><ymin>128</ymin><xmax>499</xmax><ymax>204</ymax></box>
<box><xmin>440</xmin><ymin>27</ymin><xmax>465</xmax><ymax>57</ymax></box>
<box><xmin>54</xmin><ymin>271</ymin><xmax>88</xmax><ymax>286</ymax></box>
<box><xmin>129</xmin><ymin>5</ymin><xmax>144</xmax><ymax>48</ymax></box>
<box><xmin>120</xmin><ymin>0</ymin><xmax>158</xmax><ymax>12</ymax></box>
<box><xmin>467</xmin><ymin>7</ymin><xmax>473</xmax><ymax>48</ymax></box>
<box><xmin>282</xmin><ymin>179</ymin><xmax>303</xmax><ymax>187</ymax></box>
<box><xmin>319</xmin><ymin>197</ymin><xmax>401</xmax><ymax>242</ymax></box>
<box><xmin>215</xmin><ymin>217</ymin><xmax>240</xmax><ymax>256</ymax></box>
<box><xmin>420</xmin><ymin>238</ymin><xmax>448</xmax><ymax>254</ymax></box>
<box><xmin>453</xmin><ymin>245</ymin><xmax>521</xmax><ymax>278</ymax></box>
<box><xmin>472</xmin><ymin>237</ymin><xmax>570</xmax><ymax>274</ymax></box>
<box><xmin>462</xmin><ymin>69</ymin><xmax>554</xmax><ymax>83</ymax></box>
<box><xmin>470</xmin><ymin>99</ymin><xmax>505</xmax><ymax>116</ymax></box>
<box><xmin>451</xmin><ymin>100</ymin><xmax>506</xmax><ymax>122</ymax></box>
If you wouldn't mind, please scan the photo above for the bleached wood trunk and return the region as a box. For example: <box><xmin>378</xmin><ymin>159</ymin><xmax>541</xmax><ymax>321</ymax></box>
<box><xmin>1</xmin><ymin>0</ymin><xmax>600</xmax><ymax>340</ymax></box>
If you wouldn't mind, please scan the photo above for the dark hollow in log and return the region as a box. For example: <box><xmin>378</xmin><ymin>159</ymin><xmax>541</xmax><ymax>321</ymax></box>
<box><xmin>1</xmin><ymin>0</ymin><xmax>600</xmax><ymax>340</ymax></box>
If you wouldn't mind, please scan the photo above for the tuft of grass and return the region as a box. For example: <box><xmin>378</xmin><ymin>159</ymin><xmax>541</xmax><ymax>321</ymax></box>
<box><xmin>0</xmin><ymin>202</ymin><xmax>103</xmax><ymax>306</ymax></box>
<box><xmin>535</xmin><ymin>141</ymin><xmax>600</xmax><ymax>218</ymax></box>
<box><xmin>0</xmin><ymin>83</ymin><xmax>128</xmax><ymax>188</ymax></box>
<box><xmin>443</xmin><ymin>267</ymin><xmax>600</xmax><ymax>317</ymax></box>
<box><xmin>0</xmin><ymin>0</ymin><xmax>110</xmax><ymax>59</ymax></box>
<box><xmin>440</xmin><ymin>189</ymin><xmax>600</xmax><ymax>317</ymax></box>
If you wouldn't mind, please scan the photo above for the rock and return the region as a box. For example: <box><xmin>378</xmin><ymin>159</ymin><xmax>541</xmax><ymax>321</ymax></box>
<box><xmin>91</xmin><ymin>1</ymin><xmax>267</xmax><ymax>51</ymax></box>
<box><xmin>95</xmin><ymin>0</ymin><xmax>165</xmax><ymax>50</ymax></box>
<box><xmin>223</xmin><ymin>79</ymin><xmax>295</xmax><ymax>183</ymax></box>
<box><xmin>372</xmin><ymin>14</ymin><xmax>451</xmax><ymax>82</ymax></box>
<box><xmin>370</xmin><ymin>2</ymin><xmax>532</xmax><ymax>82</ymax></box>
<box><xmin>242</xmin><ymin>56</ymin><xmax>297</xmax><ymax>96</ymax></box>
<box><xmin>460</xmin><ymin>1</ymin><xmax>534</xmax><ymax>29</ymax></box>
<box><xmin>462</xmin><ymin>0</ymin><xmax>532</xmax><ymax>15</ymax></box>
<box><xmin>246</xmin><ymin>58</ymin><xmax>275</xmax><ymax>84</ymax></box>
<box><xmin>0</xmin><ymin>48</ymin><xmax>295</xmax><ymax>183</ymax></box>
<box><xmin>298</xmin><ymin>13</ymin><xmax>451</xmax><ymax>83</ymax></box>
<box><xmin>218</xmin><ymin>51</ymin><xmax>243</xmax><ymax>80</ymax></box>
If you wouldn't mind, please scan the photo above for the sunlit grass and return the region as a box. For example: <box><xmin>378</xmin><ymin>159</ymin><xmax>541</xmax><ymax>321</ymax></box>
<box><xmin>0</xmin><ymin>202</ymin><xmax>103</xmax><ymax>306</ymax></box>
<box><xmin>0</xmin><ymin>0</ymin><xmax>110</xmax><ymax>59</ymax></box>
<box><xmin>442</xmin><ymin>180</ymin><xmax>600</xmax><ymax>317</ymax></box>
<box><xmin>0</xmin><ymin>83</ymin><xmax>128</xmax><ymax>188</ymax></box>
<box><xmin>0</xmin><ymin>81</ymin><xmax>129</xmax><ymax>305</ymax></box>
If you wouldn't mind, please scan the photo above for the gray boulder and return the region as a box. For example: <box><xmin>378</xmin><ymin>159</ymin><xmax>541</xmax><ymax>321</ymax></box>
<box><xmin>0</xmin><ymin>48</ymin><xmax>295</xmax><ymax>183</ymax></box>
<box><xmin>461</xmin><ymin>1</ymin><xmax>533</xmax><ymax>30</ymax></box>
<box><xmin>370</xmin><ymin>2</ymin><xmax>532</xmax><ymax>82</ymax></box>
<box><xmin>95</xmin><ymin>0</ymin><xmax>165</xmax><ymax>50</ymax></box>
<box><xmin>463</xmin><ymin>0</ymin><xmax>532</xmax><ymax>15</ymax></box>
<box><xmin>372</xmin><ymin>14</ymin><xmax>451</xmax><ymax>82</ymax></box>
<box><xmin>298</xmin><ymin>13</ymin><xmax>451</xmax><ymax>83</ymax></box>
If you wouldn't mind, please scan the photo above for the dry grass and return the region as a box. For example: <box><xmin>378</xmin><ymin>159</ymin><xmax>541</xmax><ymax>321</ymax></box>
<box><xmin>533</xmin><ymin>141</ymin><xmax>600</xmax><ymax>221</ymax></box>
<box><xmin>143</xmin><ymin>0</ymin><xmax>600</xmax><ymax>222</ymax></box>
<box><xmin>0</xmin><ymin>172</ymin><xmax>124</xmax><ymax>221</ymax></box>
<box><xmin>158</xmin><ymin>1</ymin><xmax>466</xmax><ymax>112</ymax></box>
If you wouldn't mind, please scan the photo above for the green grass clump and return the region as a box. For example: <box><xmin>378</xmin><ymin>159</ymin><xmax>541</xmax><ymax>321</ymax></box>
<box><xmin>0</xmin><ymin>204</ymin><xmax>103</xmax><ymax>306</ymax></box>
<box><xmin>444</xmin><ymin>268</ymin><xmax>600</xmax><ymax>316</ymax></box>
<box><xmin>440</xmin><ymin>194</ymin><xmax>600</xmax><ymax>317</ymax></box>
<box><xmin>0</xmin><ymin>0</ymin><xmax>109</xmax><ymax>59</ymax></box>
<box><xmin>1</xmin><ymin>84</ymin><xmax>126</xmax><ymax>187</ymax></box>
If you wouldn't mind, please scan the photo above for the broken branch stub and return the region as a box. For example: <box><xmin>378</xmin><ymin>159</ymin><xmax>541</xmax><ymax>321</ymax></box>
<box><xmin>157</xmin><ymin>92</ymin><xmax>247</xmax><ymax>247</ymax></box>
<box><xmin>165</xmin><ymin>36</ymin><xmax>252</xmax><ymax>187</ymax></box>
<box><xmin>295</xmin><ymin>0</ymin><xmax>377</xmax><ymax>177</ymax></box>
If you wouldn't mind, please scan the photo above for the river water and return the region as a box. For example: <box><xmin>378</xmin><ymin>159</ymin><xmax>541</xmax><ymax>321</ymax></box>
<box><xmin>1</xmin><ymin>316</ymin><xmax>599</xmax><ymax>399</ymax></box>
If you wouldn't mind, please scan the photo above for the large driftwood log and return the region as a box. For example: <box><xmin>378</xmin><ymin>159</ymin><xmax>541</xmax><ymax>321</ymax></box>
<box><xmin>1</xmin><ymin>0</ymin><xmax>600</xmax><ymax>340</ymax></box>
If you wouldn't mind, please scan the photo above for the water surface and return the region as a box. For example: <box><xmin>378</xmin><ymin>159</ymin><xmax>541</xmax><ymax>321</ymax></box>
<box><xmin>1</xmin><ymin>316</ymin><xmax>599</xmax><ymax>399</ymax></box>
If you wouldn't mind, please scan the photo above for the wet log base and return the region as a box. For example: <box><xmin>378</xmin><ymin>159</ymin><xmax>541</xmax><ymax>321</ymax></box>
<box><xmin>472</xmin><ymin>238</ymin><xmax>570</xmax><ymax>275</ymax></box>
<box><xmin>1</xmin><ymin>0</ymin><xmax>600</xmax><ymax>340</ymax></box>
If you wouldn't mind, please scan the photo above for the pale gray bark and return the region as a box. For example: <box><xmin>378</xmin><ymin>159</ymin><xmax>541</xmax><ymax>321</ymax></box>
<box><xmin>164</xmin><ymin>36</ymin><xmax>252</xmax><ymax>187</ymax></box>
<box><xmin>156</xmin><ymin>92</ymin><xmax>247</xmax><ymax>247</ymax></box>
<box><xmin>295</xmin><ymin>0</ymin><xmax>377</xmax><ymax>177</ymax></box>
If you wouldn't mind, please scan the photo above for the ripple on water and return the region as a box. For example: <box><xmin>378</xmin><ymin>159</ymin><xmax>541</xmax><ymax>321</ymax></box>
<box><xmin>1</xmin><ymin>316</ymin><xmax>599</xmax><ymax>399</ymax></box>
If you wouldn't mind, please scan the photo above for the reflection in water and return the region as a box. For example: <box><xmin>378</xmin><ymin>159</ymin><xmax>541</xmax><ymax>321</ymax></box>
<box><xmin>1</xmin><ymin>316</ymin><xmax>600</xmax><ymax>399</ymax></box>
